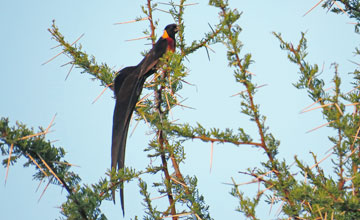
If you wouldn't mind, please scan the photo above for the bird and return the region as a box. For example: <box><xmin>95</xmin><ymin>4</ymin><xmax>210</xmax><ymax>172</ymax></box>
<box><xmin>111</xmin><ymin>23</ymin><xmax>178</xmax><ymax>215</ymax></box>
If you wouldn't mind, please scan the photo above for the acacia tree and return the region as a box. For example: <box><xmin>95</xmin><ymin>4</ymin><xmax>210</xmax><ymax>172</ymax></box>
<box><xmin>1</xmin><ymin>0</ymin><xmax>360</xmax><ymax>219</ymax></box>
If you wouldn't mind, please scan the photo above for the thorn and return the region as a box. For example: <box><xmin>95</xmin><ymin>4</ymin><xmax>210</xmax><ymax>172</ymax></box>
<box><xmin>60</xmin><ymin>61</ymin><xmax>73</xmax><ymax>67</ymax></box>
<box><xmin>300</xmin><ymin>99</ymin><xmax>322</xmax><ymax>113</ymax></box>
<box><xmin>204</xmin><ymin>44</ymin><xmax>215</xmax><ymax>53</ymax></box>
<box><xmin>170</xmin><ymin>176</ymin><xmax>188</xmax><ymax>188</ymax></box>
<box><xmin>276</xmin><ymin>200</ymin><xmax>285</xmax><ymax>216</ymax></box>
<box><xmin>208</xmin><ymin>23</ymin><xmax>215</xmax><ymax>34</ymax></box>
<box><xmin>35</xmin><ymin>177</ymin><xmax>45</xmax><ymax>193</ymax></box>
<box><xmin>125</xmin><ymin>35</ymin><xmax>151</xmax><ymax>42</ymax></box>
<box><xmin>310</xmin><ymin>152</ymin><xmax>332</xmax><ymax>170</ymax></box>
<box><xmin>269</xmin><ymin>195</ymin><xmax>276</xmax><ymax>214</ymax></box>
<box><xmin>52</xmin><ymin>161</ymin><xmax>80</xmax><ymax>167</ymax></box>
<box><xmin>5</xmin><ymin>143</ymin><xmax>14</xmax><ymax>185</ymax></box>
<box><xmin>157</xmin><ymin>2</ymin><xmax>199</xmax><ymax>7</ymax></box>
<box><xmin>245</xmin><ymin>70</ymin><xmax>256</xmax><ymax>76</ymax></box>
<box><xmin>346</xmin><ymin>124</ymin><xmax>360</xmax><ymax>161</ymax></box>
<box><xmin>345</xmin><ymin>102</ymin><xmax>359</xmax><ymax>107</ymax></box>
<box><xmin>129</xmin><ymin>119</ymin><xmax>141</xmax><ymax>137</ymax></box>
<box><xmin>346</xmin><ymin>85</ymin><xmax>360</xmax><ymax>94</ymax></box>
<box><xmin>334</xmin><ymin>103</ymin><xmax>343</xmax><ymax>115</ymax></box>
<box><xmin>306</xmin><ymin>120</ymin><xmax>335</xmax><ymax>133</ymax></box>
<box><xmin>150</xmin><ymin>194</ymin><xmax>167</xmax><ymax>200</ymax></box>
<box><xmin>324</xmin><ymin>145</ymin><xmax>336</xmax><ymax>155</ymax></box>
<box><xmin>38</xmin><ymin>177</ymin><xmax>53</xmax><ymax>202</ymax></box>
<box><xmin>65</xmin><ymin>63</ymin><xmax>75</xmax><ymax>81</ymax></box>
<box><xmin>332</xmin><ymin>1</ymin><xmax>348</xmax><ymax>16</ymax></box>
<box><xmin>348</xmin><ymin>59</ymin><xmax>360</xmax><ymax>66</ymax></box>
<box><xmin>230</xmin><ymin>84</ymin><xmax>267</xmax><ymax>97</ymax></box>
<box><xmin>45</xmin><ymin>113</ymin><xmax>57</xmax><ymax>134</ymax></box>
<box><xmin>136</xmin><ymin>91</ymin><xmax>154</xmax><ymax>106</ymax></box>
<box><xmin>92</xmin><ymin>83</ymin><xmax>112</xmax><ymax>104</ymax></box>
<box><xmin>303</xmin><ymin>0</ymin><xmax>324</xmax><ymax>17</ymax></box>
<box><xmin>164</xmin><ymin>92</ymin><xmax>173</xmax><ymax>119</ymax></box>
<box><xmin>26</xmin><ymin>153</ymin><xmax>49</xmax><ymax>178</ymax></box>
<box><xmin>37</xmin><ymin>153</ymin><xmax>65</xmax><ymax>188</ymax></box>
<box><xmin>114</xmin><ymin>17</ymin><xmax>149</xmax><ymax>25</ymax></box>
<box><xmin>209</xmin><ymin>142</ymin><xmax>214</xmax><ymax>173</ymax></box>
<box><xmin>301</xmin><ymin>103</ymin><xmax>333</xmax><ymax>114</ymax></box>
<box><xmin>50</xmin><ymin>44</ymin><xmax>62</xmax><ymax>50</ymax></box>
<box><xmin>153</xmin><ymin>8</ymin><xmax>171</xmax><ymax>14</ymax></box>
<box><xmin>162</xmin><ymin>212</ymin><xmax>193</xmax><ymax>219</ymax></box>
<box><xmin>324</xmin><ymin>86</ymin><xmax>335</xmax><ymax>92</ymax></box>
<box><xmin>205</xmin><ymin>46</ymin><xmax>210</xmax><ymax>61</ymax></box>
<box><xmin>194</xmin><ymin>213</ymin><xmax>203</xmax><ymax>220</ymax></box>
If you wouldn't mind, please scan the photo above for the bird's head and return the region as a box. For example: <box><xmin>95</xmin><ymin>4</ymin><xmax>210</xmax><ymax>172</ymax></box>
<box><xmin>162</xmin><ymin>24</ymin><xmax>178</xmax><ymax>39</ymax></box>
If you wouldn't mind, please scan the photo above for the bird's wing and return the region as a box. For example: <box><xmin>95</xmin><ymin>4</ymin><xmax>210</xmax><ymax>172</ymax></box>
<box><xmin>138</xmin><ymin>38</ymin><xmax>168</xmax><ymax>77</ymax></box>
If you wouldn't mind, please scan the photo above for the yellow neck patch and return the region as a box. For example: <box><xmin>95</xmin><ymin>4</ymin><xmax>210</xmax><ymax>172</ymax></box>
<box><xmin>162</xmin><ymin>30</ymin><xmax>169</xmax><ymax>39</ymax></box>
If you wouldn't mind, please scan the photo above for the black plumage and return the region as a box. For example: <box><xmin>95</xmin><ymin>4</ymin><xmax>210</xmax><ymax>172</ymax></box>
<box><xmin>111</xmin><ymin>24</ymin><xmax>178</xmax><ymax>215</ymax></box>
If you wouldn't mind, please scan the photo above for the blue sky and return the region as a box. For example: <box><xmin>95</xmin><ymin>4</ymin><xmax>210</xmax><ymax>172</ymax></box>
<box><xmin>1</xmin><ymin>1</ymin><xmax>358</xmax><ymax>219</ymax></box>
